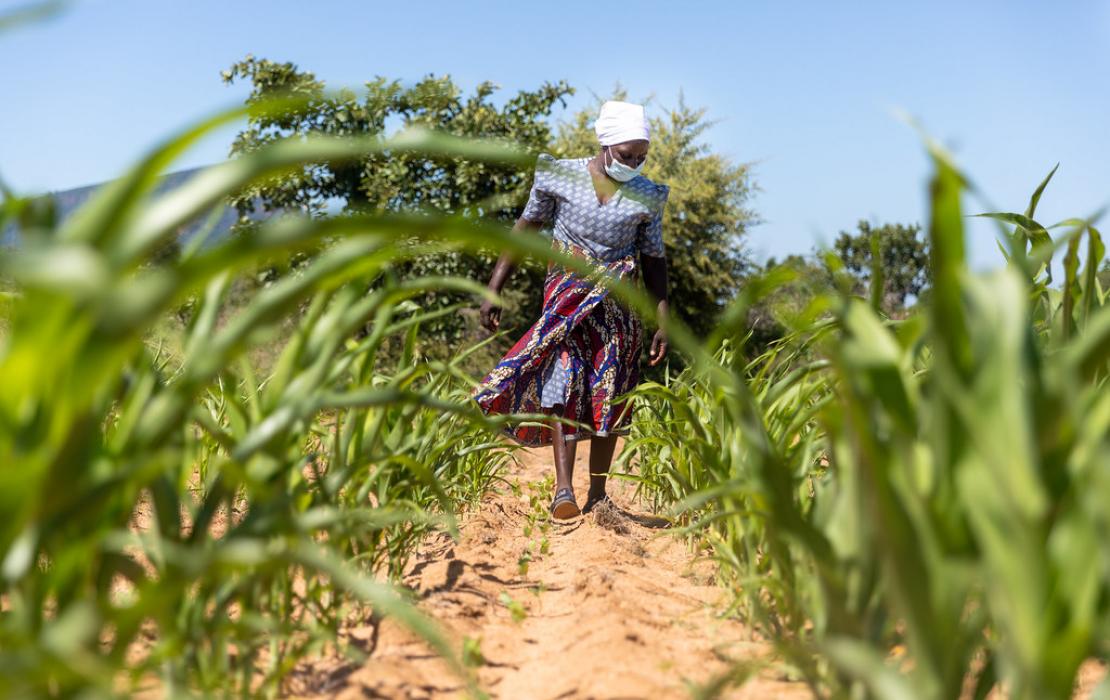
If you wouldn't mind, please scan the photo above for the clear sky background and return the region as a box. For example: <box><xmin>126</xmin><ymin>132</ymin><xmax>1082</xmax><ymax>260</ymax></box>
<box><xmin>3</xmin><ymin>0</ymin><xmax>1108</xmax><ymax>269</ymax></box>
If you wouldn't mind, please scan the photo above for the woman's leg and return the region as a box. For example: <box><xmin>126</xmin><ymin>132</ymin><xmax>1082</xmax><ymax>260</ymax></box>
<box><xmin>587</xmin><ymin>433</ymin><xmax>619</xmax><ymax>499</ymax></box>
<box><xmin>551</xmin><ymin>413</ymin><xmax>578</xmax><ymax>495</ymax></box>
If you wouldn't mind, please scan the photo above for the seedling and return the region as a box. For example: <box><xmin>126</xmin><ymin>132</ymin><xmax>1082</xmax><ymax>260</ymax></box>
<box><xmin>498</xmin><ymin>592</ymin><xmax>527</xmax><ymax>623</ymax></box>
<box><xmin>462</xmin><ymin>636</ymin><xmax>485</xmax><ymax>668</ymax></box>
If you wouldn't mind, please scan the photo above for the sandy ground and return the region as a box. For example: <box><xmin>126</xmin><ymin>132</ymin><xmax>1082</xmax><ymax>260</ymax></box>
<box><xmin>118</xmin><ymin>436</ymin><xmax>1107</xmax><ymax>698</ymax></box>
<box><xmin>288</xmin><ymin>438</ymin><xmax>813</xmax><ymax>700</ymax></box>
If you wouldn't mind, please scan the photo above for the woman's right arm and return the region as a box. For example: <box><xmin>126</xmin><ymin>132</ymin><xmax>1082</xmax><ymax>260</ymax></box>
<box><xmin>482</xmin><ymin>153</ymin><xmax>556</xmax><ymax>332</ymax></box>
<box><xmin>479</xmin><ymin>217</ymin><xmax>544</xmax><ymax>332</ymax></box>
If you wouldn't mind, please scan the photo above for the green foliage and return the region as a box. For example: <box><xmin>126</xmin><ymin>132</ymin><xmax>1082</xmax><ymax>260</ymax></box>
<box><xmin>0</xmin><ymin>102</ymin><xmax>551</xmax><ymax>697</ymax></box>
<box><xmin>552</xmin><ymin>87</ymin><xmax>758</xmax><ymax>345</ymax></box>
<box><xmin>0</xmin><ymin>84</ymin><xmax>689</xmax><ymax>695</ymax></box>
<box><xmin>222</xmin><ymin>56</ymin><xmax>576</xmax><ymax>356</ymax></box>
<box><xmin>832</xmin><ymin>220</ymin><xmax>930</xmax><ymax>315</ymax></box>
<box><xmin>7</xmin><ymin>19</ymin><xmax>1104</xmax><ymax>696</ymax></box>
<box><xmin>621</xmin><ymin>155</ymin><xmax>1110</xmax><ymax>699</ymax></box>
<box><xmin>746</xmin><ymin>221</ymin><xmax>928</xmax><ymax>357</ymax></box>
<box><xmin>223</xmin><ymin>55</ymin><xmax>573</xmax><ymax>219</ymax></box>
<box><xmin>746</xmin><ymin>254</ymin><xmax>835</xmax><ymax>354</ymax></box>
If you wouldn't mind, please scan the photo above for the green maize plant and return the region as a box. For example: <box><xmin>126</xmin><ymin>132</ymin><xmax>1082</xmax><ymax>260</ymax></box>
<box><xmin>621</xmin><ymin>141</ymin><xmax>1110</xmax><ymax>699</ymax></box>
<box><xmin>0</xmin><ymin>97</ymin><xmax>569</xmax><ymax>697</ymax></box>
<box><xmin>619</xmin><ymin>312</ymin><xmax>838</xmax><ymax>692</ymax></box>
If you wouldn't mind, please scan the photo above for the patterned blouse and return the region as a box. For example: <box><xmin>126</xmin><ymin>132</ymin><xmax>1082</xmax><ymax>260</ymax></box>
<box><xmin>520</xmin><ymin>153</ymin><xmax>670</xmax><ymax>261</ymax></box>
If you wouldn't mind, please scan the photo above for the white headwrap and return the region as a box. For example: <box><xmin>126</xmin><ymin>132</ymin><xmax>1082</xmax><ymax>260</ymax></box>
<box><xmin>593</xmin><ymin>100</ymin><xmax>650</xmax><ymax>146</ymax></box>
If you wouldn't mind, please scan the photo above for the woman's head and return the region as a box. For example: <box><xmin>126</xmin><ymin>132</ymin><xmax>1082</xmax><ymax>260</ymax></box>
<box><xmin>593</xmin><ymin>100</ymin><xmax>650</xmax><ymax>182</ymax></box>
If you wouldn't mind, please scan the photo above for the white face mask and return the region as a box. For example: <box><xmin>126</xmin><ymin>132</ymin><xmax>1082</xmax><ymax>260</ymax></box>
<box><xmin>604</xmin><ymin>145</ymin><xmax>645</xmax><ymax>182</ymax></box>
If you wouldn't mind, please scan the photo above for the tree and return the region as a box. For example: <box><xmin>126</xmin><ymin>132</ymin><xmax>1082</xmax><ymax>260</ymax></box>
<box><xmin>550</xmin><ymin>87</ymin><xmax>758</xmax><ymax>342</ymax></box>
<box><xmin>745</xmin><ymin>254</ymin><xmax>834</xmax><ymax>355</ymax></box>
<box><xmin>743</xmin><ymin>221</ymin><xmax>929</xmax><ymax>357</ymax></box>
<box><xmin>832</xmin><ymin>220</ymin><xmax>929</xmax><ymax>316</ymax></box>
<box><xmin>223</xmin><ymin>55</ymin><xmax>573</xmax><ymax>218</ymax></box>
<box><xmin>221</xmin><ymin>55</ymin><xmax>575</xmax><ymax>353</ymax></box>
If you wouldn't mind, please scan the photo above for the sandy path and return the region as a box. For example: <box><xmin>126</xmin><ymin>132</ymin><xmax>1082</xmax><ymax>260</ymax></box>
<box><xmin>291</xmin><ymin>438</ymin><xmax>811</xmax><ymax>700</ymax></box>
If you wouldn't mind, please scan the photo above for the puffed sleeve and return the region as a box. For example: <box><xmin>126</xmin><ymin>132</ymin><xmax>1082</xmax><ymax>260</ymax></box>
<box><xmin>520</xmin><ymin>152</ymin><xmax>557</xmax><ymax>225</ymax></box>
<box><xmin>636</xmin><ymin>183</ymin><xmax>669</xmax><ymax>257</ymax></box>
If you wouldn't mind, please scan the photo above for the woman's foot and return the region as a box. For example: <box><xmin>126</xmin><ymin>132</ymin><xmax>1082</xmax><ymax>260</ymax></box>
<box><xmin>549</xmin><ymin>486</ymin><xmax>581</xmax><ymax>520</ymax></box>
<box><xmin>582</xmin><ymin>490</ymin><xmax>612</xmax><ymax>514</ymax></box>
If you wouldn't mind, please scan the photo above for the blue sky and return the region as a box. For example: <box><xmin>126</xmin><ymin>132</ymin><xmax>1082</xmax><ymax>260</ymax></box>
<box><xmin>2</xmin><ymin>0</ymin><xmax>1108</xmax><ymax>269</ymax></box>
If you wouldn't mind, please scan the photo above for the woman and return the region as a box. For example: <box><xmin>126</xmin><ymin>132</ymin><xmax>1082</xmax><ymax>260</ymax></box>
<box><xmin>470</xmin><ymin>100</ymin><xmax>671</xmax><ymax>520</ymax></box>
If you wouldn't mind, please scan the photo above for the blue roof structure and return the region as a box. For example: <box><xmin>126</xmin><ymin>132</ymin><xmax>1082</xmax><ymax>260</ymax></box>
<box><xmin>1</xmin><ymin>166</ymin><xmax>269</xmax><ymax>249</ymax></box>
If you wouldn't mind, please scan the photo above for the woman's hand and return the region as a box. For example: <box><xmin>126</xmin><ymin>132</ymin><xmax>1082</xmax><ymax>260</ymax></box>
<box><xmin>479</xmin><ymin>299</ymin><xmax>502</xmax><ymax>332</ymax></box>
<box><xmin>648</xmin><ymin>328</ymin><xmax>668</xmax><ymax>365</ymax></box>
<box><xmin>639</xmin><ymin>253</ymin><xmax>669</xmax><ymax>367</ymax></box>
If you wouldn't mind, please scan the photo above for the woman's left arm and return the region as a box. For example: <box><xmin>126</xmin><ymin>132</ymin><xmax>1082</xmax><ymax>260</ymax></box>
<box><xmin>640</xmin><ymin>253</ymin><xmax>669</xmax><ymax>366</ymax></box>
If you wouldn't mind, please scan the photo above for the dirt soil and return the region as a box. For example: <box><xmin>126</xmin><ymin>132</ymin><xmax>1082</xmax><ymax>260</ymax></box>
<box><xmin>289</xmin><ymin>438</ymin><xmax>813</xmax><ymax>700</ymax></box>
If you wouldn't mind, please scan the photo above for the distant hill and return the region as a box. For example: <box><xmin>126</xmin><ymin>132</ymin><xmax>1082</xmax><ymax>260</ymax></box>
<box><xmin>1</xmin><ymin>166</ymin><xmax>268</xmax><ymax>248</ymax></box>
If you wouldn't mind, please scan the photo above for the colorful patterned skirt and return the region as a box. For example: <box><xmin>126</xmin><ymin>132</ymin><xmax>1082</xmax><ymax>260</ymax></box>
<box><xmin>470</xmin><ymin>237</ymin><xmax>644</xmax><ymax>447</ymax></box>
